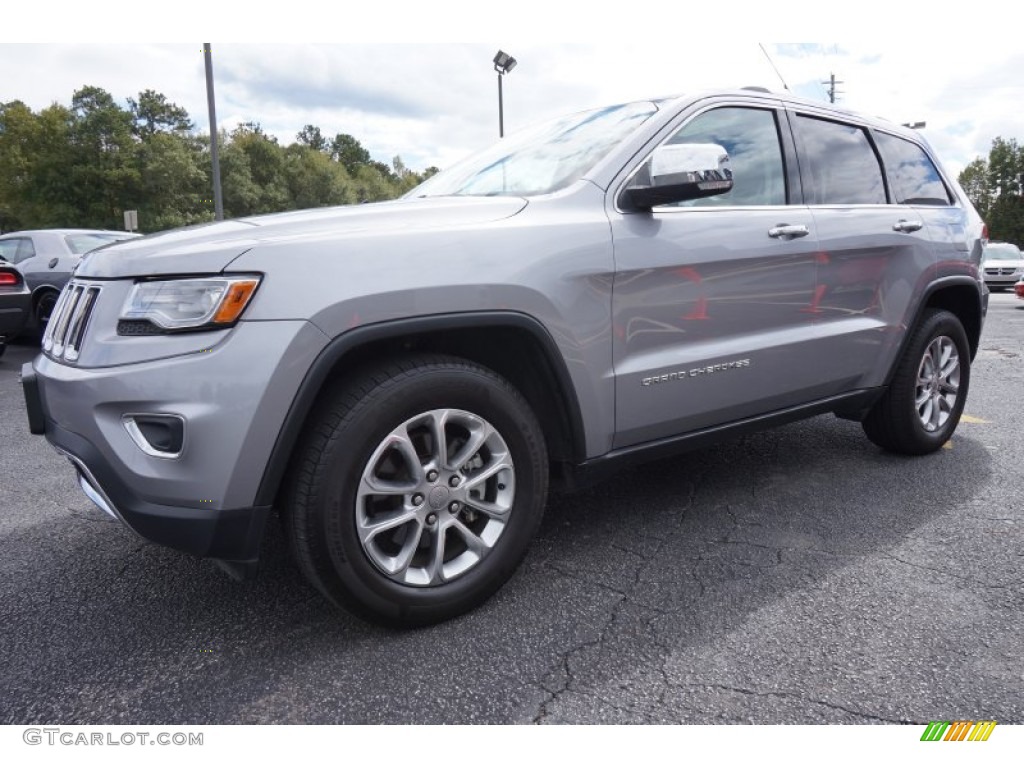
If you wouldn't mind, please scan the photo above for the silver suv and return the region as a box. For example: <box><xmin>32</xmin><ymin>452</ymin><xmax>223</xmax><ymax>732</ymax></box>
<box><xmin>22</xmin><ymin>88</ymin><xmax>987</xmax><ymax>626</ymax></box>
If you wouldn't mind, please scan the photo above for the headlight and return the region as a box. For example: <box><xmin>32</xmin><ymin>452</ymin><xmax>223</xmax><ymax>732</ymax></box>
<box><xmin>120</xmin><ymin>275</ymin><xmax>261</xmax><ymax>331</ymax></box>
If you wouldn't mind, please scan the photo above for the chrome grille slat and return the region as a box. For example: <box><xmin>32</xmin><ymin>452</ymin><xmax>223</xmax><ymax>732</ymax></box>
<box><xmin>45</xmin><ymin>280</ymin><xmax>101</xmax><ymax>363</ymax></box>
<box><xmin>64</xmin><ymin>287</ymin><xmax>99</xmax><ymax>362</ymax></box>
<box><xmin>51</xmin><ymin>285</ymin><xmax>82</xmax><ymax>357</ymax></box>
<box><xmin>42</xmin><ymin>286</ymin><xmax>73</xmax><ymax>352</ymax></box>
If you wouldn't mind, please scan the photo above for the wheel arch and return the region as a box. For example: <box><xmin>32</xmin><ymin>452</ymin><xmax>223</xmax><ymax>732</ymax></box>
<box><xmin>254</xmin><ymin>311</ymin><xmax>588</xmax><ymax>509</ymax></box>
<box><xmin>31</xmin><ymin>282</ymin><xmax>62</xmax><ymax>304</ymax></box>
<box><xmin>880</xmin><ymin>278</ymin><xmax>982</xmax><ymax>388</ymax></box>
<box><xmin>29</xmin><ymin>284</ymin><xmax>62</xmax><ymax>331</ymax></box>
<box><xmin>920</xmin><ymin>278</ymin><xmax>984</xmax><ymax>360</ymax></box>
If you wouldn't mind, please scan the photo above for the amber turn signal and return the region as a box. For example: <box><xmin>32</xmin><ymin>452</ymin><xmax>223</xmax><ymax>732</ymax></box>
<box><xmin>212</xmin><ymin>279</ymin><xmax>260</xmax><ymax>324</ymax></box>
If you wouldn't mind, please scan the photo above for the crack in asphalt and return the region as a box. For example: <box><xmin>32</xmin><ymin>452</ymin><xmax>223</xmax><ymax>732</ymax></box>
<box><xmin>531</xmin><ymin>475</ymin><xmax>701</xmax><ymax>724</ymax></box>
<box><xmin>703</xmin><ymin>536</ymin><xmax>1018</xmax><ymax>590</ymax></box>
<box><xmin>116</xmin><ymin>542</ymin><xmax>149</xmax><ymax>578</ymax></box>
<box><xmin>877</xmin><ymin>551</ymin><xmax>1019</xmax><ymax>590</ymax></box>
<box><xmin>676</xmin><ymin>682</ymin><xmax>918</xmax><ymax>724</ymax></box>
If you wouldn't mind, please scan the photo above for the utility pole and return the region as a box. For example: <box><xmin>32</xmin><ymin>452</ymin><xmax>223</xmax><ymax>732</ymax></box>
<box><xmin>821</xmin><ymin>73</ymin><xmax>844</xmax><ymax>104</ymax></box>
<box><xmin>204</xmin><ymin>43</ymin><xmax>224</xmax><ymax>221</ymax></box>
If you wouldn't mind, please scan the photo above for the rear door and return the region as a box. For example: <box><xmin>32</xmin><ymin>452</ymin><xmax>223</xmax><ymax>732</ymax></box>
<box><xmin>789</xmin><ymin>110</ymin><xmax>939</xmax><ymax>390</ymax></box>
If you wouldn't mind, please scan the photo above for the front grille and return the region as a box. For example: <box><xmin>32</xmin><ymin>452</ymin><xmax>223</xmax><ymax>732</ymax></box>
<box><xmin>43</xmin><ymin>281</ymin><xmax>101</xmax><ymax>362</ymax></box>
<box><xmin>985</xmin><ymin>267</ymin><xmax>1018</xmax><ymax>276</ymax></box>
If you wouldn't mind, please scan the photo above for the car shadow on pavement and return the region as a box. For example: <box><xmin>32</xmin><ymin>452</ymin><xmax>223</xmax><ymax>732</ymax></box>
<box><xmin>0</xmin><ymin>415</ymin><xmax>997</xmax><ymax>724</ymax></box>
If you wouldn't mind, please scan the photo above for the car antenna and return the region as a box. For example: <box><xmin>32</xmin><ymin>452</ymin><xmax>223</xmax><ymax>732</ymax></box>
<box><xmin>758</xmin><ymin>44</ymin><xmax>790</xmax><ymax>91</ymax></box>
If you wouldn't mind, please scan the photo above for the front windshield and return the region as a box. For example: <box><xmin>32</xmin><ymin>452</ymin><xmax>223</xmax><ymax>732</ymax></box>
<box><xmin>983</xmin><ymin>244</ymin><xmax>1022</xmax><ymax>261</ymax></box>
<box><xmin>410</xmin><ymin>101</ymin><xmax>659</xmax><ymax>198</ymax></box>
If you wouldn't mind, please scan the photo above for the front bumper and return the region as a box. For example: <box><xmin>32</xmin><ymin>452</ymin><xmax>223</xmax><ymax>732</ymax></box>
<box><xmin>983</xmin><ymin>273</ymin><xmax>1024</xmax><ymax>288</ymax></box>
<box><xmin>21</xmin><ymin>318</ymin><xmax>328</xmax><ymax>565</ymax></box>
<box><xmin>24</xmin><ymin>362</ymin><xmax>271</xmax><ymax>562</ymax></box>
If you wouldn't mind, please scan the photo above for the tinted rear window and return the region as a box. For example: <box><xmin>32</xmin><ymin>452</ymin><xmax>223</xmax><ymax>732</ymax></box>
<box><xmin>794</xmin><ymin>115</ymin><xmax>886</xmax><ymax>205</ymax></box>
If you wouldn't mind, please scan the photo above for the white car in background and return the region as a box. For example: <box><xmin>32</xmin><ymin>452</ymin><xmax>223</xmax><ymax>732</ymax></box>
<box><xmin>0</xmin><ymin>229</ymin><xmax>141</xmax><ymax>333</ymax></box>
<box><xmin>981</xmin><ymin>241</ymin><xmax>1024</xmax><ymax>291</ymax></box>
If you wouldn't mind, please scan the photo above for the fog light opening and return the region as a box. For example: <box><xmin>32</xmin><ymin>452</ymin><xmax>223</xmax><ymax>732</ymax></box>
<box><xmin>122</xmin><ymin>414</ymin><xmax>185</xmax><ymax>459</ymax></box>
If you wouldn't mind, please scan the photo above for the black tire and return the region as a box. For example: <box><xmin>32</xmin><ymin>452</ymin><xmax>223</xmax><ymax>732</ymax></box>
<box><xmin>283</xmin><ymin>354</ymin><xmax>548</xmax><ymax>627</ymax></box>
<box><xmin>862</xmin><ymin>309</ymin><xmax>971</xmax><ymax>454</ymax></box>
<box><xmin>0</xmin><ymin>340</ymin><xmax>6</xmax><ymax>360</ymax></box>
<box><xmin>34</xmin><ymin>290</ymin><xmax>59</xmax><ymax>335</ymax></box>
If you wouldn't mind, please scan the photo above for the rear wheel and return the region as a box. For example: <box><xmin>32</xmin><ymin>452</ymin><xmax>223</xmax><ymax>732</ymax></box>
<box><xmin>284</xmin><ymin>355</ymin><xmax>548</xmax><ymax>627</ymax></box>
<box><xmin>862</xmin><ymin>309</ymin><xmax>970</xmax><ymax>454</ymax></box>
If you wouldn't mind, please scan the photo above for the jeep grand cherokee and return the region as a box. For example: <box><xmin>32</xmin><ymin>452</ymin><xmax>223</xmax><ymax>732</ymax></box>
<box><xmin>22</xmin><ymin>88</ymin><xmax>987</xmax><ymax>626</ymax></box>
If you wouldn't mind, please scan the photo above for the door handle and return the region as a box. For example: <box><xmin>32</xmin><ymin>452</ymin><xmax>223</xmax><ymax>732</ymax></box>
<box><xmin>768</xmin><ymin>224</ymin><xmax>810</xmax><ymax>239</ymax></box>
<box><xmin>893</xmin><ymin>219</ymin><xmax>923</xmax><ymax>233</ymax></box>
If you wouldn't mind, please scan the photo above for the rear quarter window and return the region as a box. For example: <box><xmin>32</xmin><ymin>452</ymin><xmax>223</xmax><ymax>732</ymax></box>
<box><xmin>0</xmin><ymin>237</ymin><xmax>36</xmax><ymax>264</ymax></box>
<box><xmin>875</xmin><ymin>132</ymin><xmax>953</xmax><ymax>206</ymax></box>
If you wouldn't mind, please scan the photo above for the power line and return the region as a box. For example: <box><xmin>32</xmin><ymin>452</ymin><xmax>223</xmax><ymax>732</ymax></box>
<box><xmin>758</xmin><ymin>44</ymin><xmax>789</xmax><ymax>91</ymax></box>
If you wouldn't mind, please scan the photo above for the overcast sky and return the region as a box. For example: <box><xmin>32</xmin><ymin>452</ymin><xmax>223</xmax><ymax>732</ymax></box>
<box><xmin>4</xmin><ymin>5</ymin><xmax>1021</xmax><ymax>180</ymax></box>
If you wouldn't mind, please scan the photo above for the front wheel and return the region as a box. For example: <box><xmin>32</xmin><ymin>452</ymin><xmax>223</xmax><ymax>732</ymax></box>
<box><xmin>284</xmin><ymin>355</ymin><xmax>548</xmax><ymax>627</ymax></box>
<box><xmin>34</xmin><ymin>290</ymin><xmax>59</xmax><ymax>335</ymax></box>
<box><xmin>862</xmin><ymin>309</ymin><xmax>971</xmax><ymax>454</ymax></box>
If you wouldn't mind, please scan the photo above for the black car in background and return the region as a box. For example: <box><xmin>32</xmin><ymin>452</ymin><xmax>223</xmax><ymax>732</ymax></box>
<box><xmin>0</xmin><ymin>229</ymin><xmax>141</xmax><ymax>335</ymax></box>
<box><xmin>0</xmin><ymin>261</ymin><xmax>32</xmax><ymax>359</ymax></box>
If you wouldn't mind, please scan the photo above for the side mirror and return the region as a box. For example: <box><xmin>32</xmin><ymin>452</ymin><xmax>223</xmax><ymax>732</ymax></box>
<box><xmin>619</xmin><ymin>143</ymin><xmax>733</xmax><ymax>211</ymax></box>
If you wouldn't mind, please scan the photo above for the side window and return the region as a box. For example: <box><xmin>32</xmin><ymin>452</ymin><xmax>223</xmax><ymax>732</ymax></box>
<box><xmin>875</xmin><ymin>133</ymin><xmax>953</xmax><ymax>206</ymax></box>
<box><xmin>794</xmin><ymin>115</ymin><xmax>886</xmax><ymax>205</ymax></box>
<box><xmin>661</xmin><ymin>107</ymin><xmax>786</xmax><ymax>207</ymax></box>
<box><xmin>0</xmin><ymin>238</ymin><xmax>35</xmax><ymax>264</ymax></box>
<box><xmin>17</xmin><ymin>238</ymin><xmax>37</xmax><ymax>262</ymax></box>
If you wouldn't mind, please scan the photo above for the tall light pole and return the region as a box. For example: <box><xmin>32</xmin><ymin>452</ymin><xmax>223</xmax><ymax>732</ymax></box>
<box><xmin>493</xmin><ymin>50</ymin><xmax>517</xmax><ymax>138</ymax></box>
<box><xmin>204</xmin><ymin>43</ymin><xmax>224</xmax><ymax>221</ymax></box>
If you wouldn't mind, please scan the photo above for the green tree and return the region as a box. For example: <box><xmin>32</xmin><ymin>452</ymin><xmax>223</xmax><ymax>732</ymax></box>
<box><xmin>284</xmin><ymin>145</ymin><xmax>356</xmax><ymax>209</ymax></box>
<box><xmin>128</xmin><ymin>89</ymin><xmax>192</xmax><ymax>138</ymax></box>
<box><xmin>958</xmin><ymin>158</ymin><xmax>991</xmax><ymax>221</ymax></box>
<box><xmin>0</xmin><ymin>86</ymin><xmax>441</xmax><ymax>232</ymax></box>
<box><xmin>331</xmin><ymin>133</ymin><xmax>372</xmax><ymax>174</ymax></box>
<box><xmin>959</xmin><ymin>137</ymin><xmax>1024</xmax><ymax>245</ymax></box>
<box><xmin>136</xmin><ymin>132</ymin><xmax>213</xmax><ymax>230</ymax></box>
<box><xmin>296</xmin><ymin>124</ymin><xmax>328</xmax><ymax>152</ymax></box>
<box><xmin>67</xmin><ymin>86</ymin><xmax>139</xmax><ymax>228</ymax></box>
<box><xmin>0</xmin><ymin>100</ymin><xmax>40</xmax><ymax>230</ymax></box>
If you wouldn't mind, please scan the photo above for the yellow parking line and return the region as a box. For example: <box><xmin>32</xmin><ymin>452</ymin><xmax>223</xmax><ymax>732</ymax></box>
<box><xmin>960</xmin><ymin>414</ymin><xmax>990</xmax><ymax>424</ymax></box>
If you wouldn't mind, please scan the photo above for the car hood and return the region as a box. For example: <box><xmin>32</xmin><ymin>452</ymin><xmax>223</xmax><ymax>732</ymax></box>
<box><xmin>75</xmin><ymin>197</ymin><xmax>528</xmax><ymax>279</ymax></box>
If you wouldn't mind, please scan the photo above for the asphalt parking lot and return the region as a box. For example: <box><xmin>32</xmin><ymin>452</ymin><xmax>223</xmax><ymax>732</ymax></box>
<box><xmin>1</xmin><ymin>294</ymin><xmax>1022</xmax><ymax>725</ymax></box>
